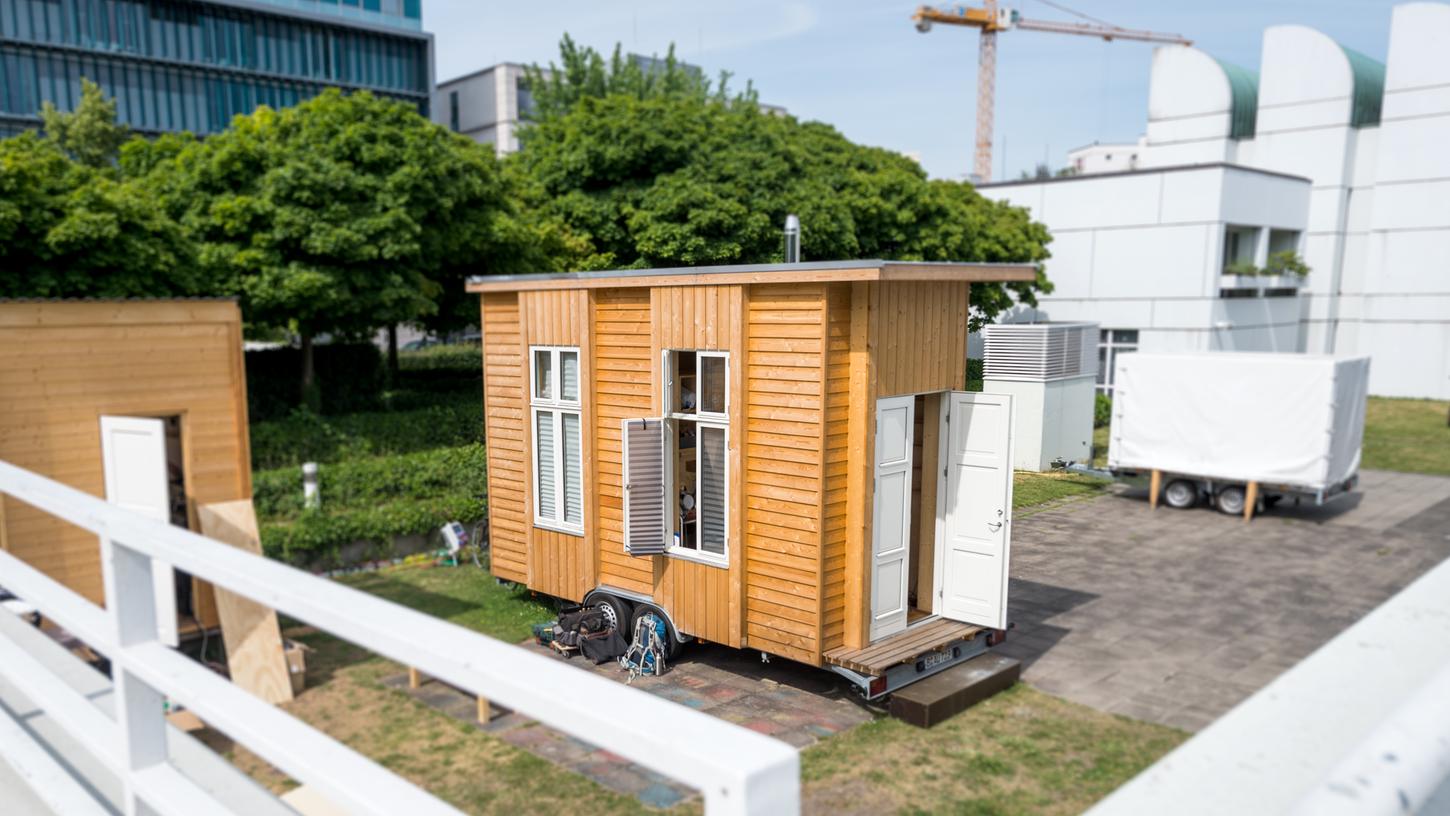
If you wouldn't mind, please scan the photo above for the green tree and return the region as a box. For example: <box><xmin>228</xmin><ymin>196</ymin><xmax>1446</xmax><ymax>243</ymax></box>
<box><xmin>523</xmin><ymin>36</ymin><xmax>733</xmax><ymax>122</ymax></box>
<box><xmin>514</xmin><ymin>45</ymin><xmax>1052</xmax><ymax>327</ymax></box>
<box><xmin>0</xmin><ymin>133</ymin><xmax>198</xmax><ymax>298</ymax></box>
<box><xmin>41</xmin><ymin>78</ymin><xmax>131</xmax><ymax>168</ymax></box>
<box><xmin>133</xmin><ymin>89</ymin><xmax>570</xmax><ymax>405</ymax></box>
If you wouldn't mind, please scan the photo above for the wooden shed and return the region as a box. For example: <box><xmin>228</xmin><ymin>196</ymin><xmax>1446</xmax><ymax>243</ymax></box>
<box><xmin>469</xmin><ymin>260</ymin><xmax>1035</xmax><ymax>691</ymax></box>
<box><xmin>0</xmin><ymin>299</ymin><xmax>253</xmax><ymax>645</ymax></box>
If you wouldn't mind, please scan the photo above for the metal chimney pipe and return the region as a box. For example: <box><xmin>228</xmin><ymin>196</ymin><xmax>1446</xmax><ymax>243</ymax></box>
<box><xmin>784</xmin><ymin>214</ymin><xmax>801</xmax><ymax>263</ymax></box>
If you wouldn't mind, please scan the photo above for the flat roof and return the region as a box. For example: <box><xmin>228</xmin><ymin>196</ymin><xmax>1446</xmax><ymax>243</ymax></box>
<box><xmin>977</xmin><ymin>162</ymin><xmax>1311</xmax><ymax>189</ymax></box>
<box><xmin>466</xmin><ymin>259</ymin><xmax>1038</xmax><ymax>293</ymax></box>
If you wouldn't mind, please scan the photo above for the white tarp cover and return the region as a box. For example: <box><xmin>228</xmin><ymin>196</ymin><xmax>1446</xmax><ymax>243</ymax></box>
<box><xmin>1108</xmin><ymin>353</ymin><xmax>1370</xmax><ymax>489</ymax></box>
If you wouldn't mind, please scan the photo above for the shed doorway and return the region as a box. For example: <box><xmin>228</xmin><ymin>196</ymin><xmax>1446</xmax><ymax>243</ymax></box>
<box><xmin>870</xmin><ymin>394</ymin><xmax>943</xmax><ymax>641</ymax></box>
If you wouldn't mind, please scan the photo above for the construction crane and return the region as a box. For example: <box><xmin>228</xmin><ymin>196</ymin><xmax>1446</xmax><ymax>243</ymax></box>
<box><xmin>912</xmin><ymin>2</ymin><xmax>1192</xmax><ymax>182</ymax></box>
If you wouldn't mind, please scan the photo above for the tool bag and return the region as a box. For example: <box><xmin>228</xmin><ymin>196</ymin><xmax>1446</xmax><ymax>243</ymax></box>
<box><xmin>619</xmin><ymin>612</ymin><xmax>668</xmax><ymax>681</ymax></box>
<box><xmin>578</xmin><ymin>626</ymin><xmax>628</xmax><ymax>664</ymax></box>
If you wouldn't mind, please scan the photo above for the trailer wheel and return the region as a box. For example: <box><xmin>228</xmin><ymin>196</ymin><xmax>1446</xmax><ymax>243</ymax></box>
<box><xmin>1163</xmin><ymin>480</ymin><xmax>1198</xmax><ymax>509</ymax></box>
<box><xmin>589</xmin><ymin>593</ymin><xmax>633</xmax><ymax>632</ymax></box>
<box><xmin>1216</xmin><ymin>486</ymin><xmax>1247</xmax><ymax>515</ymax></box>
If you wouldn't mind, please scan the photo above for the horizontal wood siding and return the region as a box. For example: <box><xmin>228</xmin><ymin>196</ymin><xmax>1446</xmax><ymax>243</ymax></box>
<box><xmin>819</xmin><ymin>284</ymin><xmax>852</xmax><ymax>653</ymax></box>
<box><xmin>593</xmin><ymin>289</ymin><xmax>653</xmax><ymax>596</ymax></box>
<box><xmin>873</xmin><ymin>281</ymin><xmax>970</xmax><ymax>397</ymax></box>
<box><xmin>480</xmin><ymin>293</ymin><xmax>528</xmax><ymax>583</ymax></box>
<box><xmin>518</xmin><ymin>290</ymin><xmax>590</xmax><ymax>602</ymax></box>
<box><xmin>651</xmin><ymin>285</ymin><xmax>743</xmax><ymax>647</ymax></box>
<box><xmin>0</xmin><ymin>301</ymin><xmax>251</xmax><ymax>605</ymax></box>
<box><xmin>743</xmin><ymin>283</ymin><xmax>826</xmax><ymax>665</ymax></box>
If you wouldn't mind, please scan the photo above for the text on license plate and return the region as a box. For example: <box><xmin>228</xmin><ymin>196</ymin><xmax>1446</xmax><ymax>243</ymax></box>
<box><xmin>920</xmin><ymin>650</ymin><xmax>953</xmax><ymax>671</ymax></box>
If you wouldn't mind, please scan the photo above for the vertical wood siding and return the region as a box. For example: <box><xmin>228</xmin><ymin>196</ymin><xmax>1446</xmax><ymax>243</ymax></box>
<box><xmin>480</xmin><ymin>293</ymin><xmax>529</xmax><ymax>583</ymax></box>
<box><xmin>650</xmin><ymin>285</ymin><xmax>744</xmax><ymax>647</ymax></box>
<box><xmin>0</xmin><ymin>302</ymin><xmax>251</xmax><ymax>605</ymax></box>
<box><xmin>742</xmin><ymin>283</ymin><xmax>827</xmax><ymax>665</ymax></box>
<box><xmin>819</xmin><ymin>285</ymin><xmax>853</xmax><ymax>653</ymax></box>
<box><xmin>518</xmin><ymin>290</ymin><xmax>591</xmax><ymax>601</ymax></box>
<box><xmin>873</xmin><ymin>281</ymin><xmax>970</xmax><ymax>397</ymax></box>
<box><xmin>592</xmin><ymin>289</ymin><xmax>653</xmax><ymax>596</ymax></box>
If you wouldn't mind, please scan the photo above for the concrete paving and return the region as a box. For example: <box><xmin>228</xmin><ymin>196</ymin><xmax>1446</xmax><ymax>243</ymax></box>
<box><xmin>995</xmin><ymin>469</ymin><xmax>1450</xmax><ymax>732</ymax></box>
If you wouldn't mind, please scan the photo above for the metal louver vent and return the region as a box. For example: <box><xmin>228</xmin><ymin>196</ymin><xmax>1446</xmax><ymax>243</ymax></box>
<box><xmin>983</xmin><ymin>322</ymin><xmax>1098</xmax><ymax>382</ymax></box>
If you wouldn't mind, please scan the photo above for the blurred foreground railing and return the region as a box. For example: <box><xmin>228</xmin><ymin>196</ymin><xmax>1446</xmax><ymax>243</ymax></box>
<box><xmin>0</xmin><ymin>460</ymin><xmax>799</xmax><ymax>816</ymax></box>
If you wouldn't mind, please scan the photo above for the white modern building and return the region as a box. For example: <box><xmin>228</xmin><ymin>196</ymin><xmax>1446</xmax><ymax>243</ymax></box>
<box><xmin>433</xmin><ymin>62</ymin><xmax>532</xmax><ymax>156</ymax></box>
<box><xmin>980</xmin><ymin>2</ymin><xmax>1450</xmax><ymax>400</ymax></box>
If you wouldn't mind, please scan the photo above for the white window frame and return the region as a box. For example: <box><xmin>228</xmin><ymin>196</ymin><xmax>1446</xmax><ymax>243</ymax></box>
<box><xmin>662</xmin><ymin>349</ymin><xmax>730</xmax><ymax>568</ymax></box>
<box><xmin>1097</xmin><ymin>329</ymin><xmax>1139</xmax><ymax>396</ymax></box>
<box><xmin>530</xmin><ymin>345</ymin><xmax>583</xmax><ymax>535</ymax></box>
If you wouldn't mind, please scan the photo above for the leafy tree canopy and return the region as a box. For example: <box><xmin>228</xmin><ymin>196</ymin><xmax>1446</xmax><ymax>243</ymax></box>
<box><xmin>515</xmin><ymin>40</ymin><xmax>1052</xmax><ymax>328</ymax></box>
<box><xmin>41</xmin><ymin>78</ymin><xmax>131</xmax><ymax>168</ymax></box>
<box><xmin>523</xmin><ymin>35</ymin><xmax>740</xmax><ymax>122</ymax></box>
<box><xmin>0</xmin><ymin>133</ymin><xmax>198</xmax><ymax>297</ymax></box>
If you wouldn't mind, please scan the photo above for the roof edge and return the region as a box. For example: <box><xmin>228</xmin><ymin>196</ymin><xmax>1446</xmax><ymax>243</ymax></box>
<box><xmin>977</xmin><ymin>161</ymin><xmax>1312</xmax><ymax>189</ymax></box>
<box><xmin>467</xmin><ymin>260</ymin><xmax>1037</xmax><ymax>293</ymax></box>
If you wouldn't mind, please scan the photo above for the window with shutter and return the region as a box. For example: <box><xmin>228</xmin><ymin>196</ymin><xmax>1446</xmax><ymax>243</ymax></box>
<box><xmin>530</xmin><ymin>346</ymin><xmax>582</xmax><ymax>534</ymax></box>
<box><xmin>622</xmin><ymin>418</ymin><xmax>666</xmax><ymax>556</ymax></box>
<box><xmin>656</xmin><ymin>350</ymin><xmax>729</xmax><ymax>566</ymax></box>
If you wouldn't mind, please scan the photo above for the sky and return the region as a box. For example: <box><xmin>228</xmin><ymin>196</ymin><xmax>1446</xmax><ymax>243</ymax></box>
<box><xmin>423</xmin><ymin>1</ymin><xmax>1409</xmax><ymax>182</ymax></box>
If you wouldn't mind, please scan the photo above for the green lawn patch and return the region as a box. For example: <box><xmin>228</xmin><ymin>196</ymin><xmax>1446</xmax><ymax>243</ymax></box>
<box><xmin>1363</xmin><ymin>397</ymin><xmax>1450</xmax><ymax>476</ymax></box>
<box><xmin>1014</xmin><ymin>471</ymin><xmax>1108</xmax><ymax>511</ymax></box>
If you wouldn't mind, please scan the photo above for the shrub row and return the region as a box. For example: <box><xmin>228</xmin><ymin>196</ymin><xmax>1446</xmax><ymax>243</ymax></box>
<box><xmin>1095</xmin><ymin>393</ymin><xmax>1112</xmax><ymax>428</ymax></box>
<box><xmin>398</xmin><ymin>345</ymin><xmax>482</xmax><ymax>372</ymax></box>
<box><xmin>246</xmin><ymin>343</ymin><xmax>385</xmax><ymax>421</ymax></box>
<box><xmin>250</xmin><ymin>395</ymin><xmax>483</xmax><ymax>469</ymax></box>
<box><xmin>255</xmin><ymin>443</ymin><xmax>488</xmax><ymax>562</ymax></box>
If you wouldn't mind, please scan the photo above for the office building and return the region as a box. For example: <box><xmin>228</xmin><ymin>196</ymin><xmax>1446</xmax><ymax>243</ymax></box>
<box><xmin>980</xmin><ymin>2</ymin><xmax>1450</xmax><ymax>399</ymax></box>
<box><xmin>0</xmin><ymin>0</ymin><xmax>433</xmax><ymax>138</ymax></box>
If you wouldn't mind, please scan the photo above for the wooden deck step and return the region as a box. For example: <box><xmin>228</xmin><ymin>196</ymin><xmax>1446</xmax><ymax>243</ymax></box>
<box><xmin>824</xmin><ymin>619</ymin><xmax>983</xmax><ymax>675</ymax></box>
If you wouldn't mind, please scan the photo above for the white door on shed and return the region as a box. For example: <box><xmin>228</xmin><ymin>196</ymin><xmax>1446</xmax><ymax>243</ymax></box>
<box><xmin>938</xmin><ymin>392</ymin><xmax>1015</xmax><ymax>630</ymax></box>
<box><xmin>99</xmin><ymin>415</ymin><xmax>179</xmax><ymax>646</ymax></box>
<box><xmin>870</xmin><ymin>396</ymin><xmax>914</xmax><ymax>642</ymax></box>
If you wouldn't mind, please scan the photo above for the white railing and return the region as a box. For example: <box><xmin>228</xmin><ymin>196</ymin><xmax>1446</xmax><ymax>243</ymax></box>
<box><xmin>0</xmin><ymin>460</ymin><xmax>799</xmax><ymax>816</ymax></box>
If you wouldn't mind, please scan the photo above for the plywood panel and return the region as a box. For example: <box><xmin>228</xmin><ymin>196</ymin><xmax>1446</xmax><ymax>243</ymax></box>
<box><xmin>480</xmin><ymin>293</ymin><xmax>529</xmax><ymax>583</ymax></box>
<box><xmin>742</xmin><ymin>283</ymin><xmax>827</xmax><ymax>665</ymax></box>
<box><xmin>0</xmin><ymin>301</ymin><xmax>251</xmax><ymax>607</ymax></box>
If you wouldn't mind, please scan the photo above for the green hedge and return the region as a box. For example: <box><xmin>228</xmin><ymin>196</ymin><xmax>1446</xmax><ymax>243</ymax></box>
<box><xmin>250</xmin><ymin>395</ymin><xmax>483</xmax><ymax>469</ymax></box>
<box><xmin>255</xmin><ymin>443</ymin><xmax>488</xmax><ymax>562</ymax></box>
<box><xmin>398</xmin><ymin>345</ymin><xmax>482</xmax><ymax>372</ymax></box>
<box><xmin>1095</xmin><ymin>393</ymin><xmax>1112</xmax><ymax>428</ymax></box>
<box><xmin>246</xmin><ymin>343</ymin><xmax>385</xmax><ymax>421</ymax></box>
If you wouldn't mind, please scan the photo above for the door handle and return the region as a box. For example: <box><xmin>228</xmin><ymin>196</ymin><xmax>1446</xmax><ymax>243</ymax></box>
<box><xmin>987</xmin><ymin>521</ymin><xmax>1003</xmax><ymax>532</ymax></box>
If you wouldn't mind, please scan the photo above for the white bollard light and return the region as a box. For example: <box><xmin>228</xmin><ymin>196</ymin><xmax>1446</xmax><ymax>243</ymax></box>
<box><xmin>302</xmin><ymin>462</ymin><xmax>319</xmax><ymax>510</ymax></box>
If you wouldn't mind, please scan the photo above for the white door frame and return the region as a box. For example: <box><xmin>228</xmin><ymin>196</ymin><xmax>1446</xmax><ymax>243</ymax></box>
<box><xmin>869</xmin><ymin>395</ymin><xmax>914</xmax><ymax>642</ymax></box>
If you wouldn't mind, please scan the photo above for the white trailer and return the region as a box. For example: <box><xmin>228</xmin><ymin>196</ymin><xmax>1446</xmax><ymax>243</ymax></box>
<box><xmin>1107</xmin><ymin>353</ymin><xmax>1370</xmax><ymax>517</ymax></box>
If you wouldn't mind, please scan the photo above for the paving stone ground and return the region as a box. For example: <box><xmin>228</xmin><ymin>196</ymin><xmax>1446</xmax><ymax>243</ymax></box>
<box><xmin>995</xmin><ymin>469</ymin><xmax>1450</xmax><ymax>732</ymax></box>
<box><xmin>383</xmin><ymin>640</ymin><xmax>870</xmax><ymax>808</ymax></box>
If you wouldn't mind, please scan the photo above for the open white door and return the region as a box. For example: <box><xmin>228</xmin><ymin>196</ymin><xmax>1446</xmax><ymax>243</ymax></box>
<box><xmin>99</xmin><ymin>415</ymin><xmax>179</xmax><ymax>646</ymax></box>
<box><xmin>870</xmin><ymin>396</ymin><xmax>914</xmax><ymax>641</ymax></box>
<box><xmin>938</xmin><ymin>392</ymin><xmax>1015</xmax><ymax>630</ymax></box>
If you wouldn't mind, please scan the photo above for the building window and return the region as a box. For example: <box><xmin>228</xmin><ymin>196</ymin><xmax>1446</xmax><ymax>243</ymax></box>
<box><xmin>531</xmin><ymin>346</ymin><xmax>582</xmax><ymax>533</ymax></box>
<box><xmin>664</xmin><ymin>350</ymin><xmax>729</xmax><ymax>564</ymax></box>
<box><xmin>1097</xmin><ymin>329</ymin><xmax>1138</xmax><ymax>395</ymax></box>
<box><xmin>448</xmin><ymin>89</ymin><xmax>459</xmax><ymax>131</ymax></box>
<box><xmin>1267</xmin><ymin>228</ymin><xmax>1299</xmax><ymax>256</ymax></box>
<box><xmin>1223</xmin><ymin>225</ymin><xmax>1260</xmax><ymax>272</ymax></box>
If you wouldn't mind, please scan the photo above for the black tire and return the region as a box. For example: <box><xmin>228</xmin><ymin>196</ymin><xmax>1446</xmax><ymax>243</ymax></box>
<box><xmin>1163</xmin><ymin>479</ymin><xmax>1198</xmax><ymax>509</ymax></box>
<box><xmin>1216</xmin><ymin>486</ymin><xmax>1246</xmax><ymax>515</ymax></box>
<box><xmin>629</xmin><ymin>605</ymin><xmax>683</xmax><ymax>660</ymax></box>
<box><xmin>589</xmin><ymin>593</ymin><xmax>633</xmax><ymax>633</ymax></box>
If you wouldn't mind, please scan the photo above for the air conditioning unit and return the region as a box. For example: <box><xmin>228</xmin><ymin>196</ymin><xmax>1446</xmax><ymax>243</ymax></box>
<box><xmin>982</xmin><ymin>322</ymin><xmax>1099</xmax><ymax>471</ymax></box>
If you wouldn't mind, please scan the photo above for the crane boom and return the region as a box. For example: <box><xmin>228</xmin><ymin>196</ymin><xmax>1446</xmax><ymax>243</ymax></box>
<box><xmin>911</xmin><ymin>3</ymin><xmax>1191</xmax><ymax>181</ymax></box>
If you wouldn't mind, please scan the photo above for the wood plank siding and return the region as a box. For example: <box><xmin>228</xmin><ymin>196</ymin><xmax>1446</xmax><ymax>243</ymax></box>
<box><xmin>873</xmin><ymin>281</ymin><xmax>970</xmax><ymax>397</ymax></box>
<box><xmin>0</xmin><ymin>301</ymin><xmax>251</xmax><ymax>606</ymax></box>
<box><xmin>742</xmin><ymin>283</ymin><xmax>827</xmax><ymax>664</ymax></box>
<box><xmin>479</xmin><ymin>293</ymin><xmax>529</xmax><ymax>584</ymax></box>
<box><xmin>592</xmin><ymin>289</ymin><xmax>654</xmax><ymax>596</ymax></box>
<box><xmin>818</xmin><ymin>284</ymin><xmax>853</xmax><ymax>654</ymax></box>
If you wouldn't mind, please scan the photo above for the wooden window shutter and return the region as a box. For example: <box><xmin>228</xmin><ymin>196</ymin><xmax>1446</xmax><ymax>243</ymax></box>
<box><xmin>622</xmin><ymin>418</ymin><xmax>667</xmax><ymax>556</ymax></box>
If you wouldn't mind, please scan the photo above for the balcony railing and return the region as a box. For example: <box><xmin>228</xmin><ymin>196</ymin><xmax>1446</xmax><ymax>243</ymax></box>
<box><xmin>0</xmin><ymin>459</ymin><xmax>799</xmax><ymax>815</ymax></box>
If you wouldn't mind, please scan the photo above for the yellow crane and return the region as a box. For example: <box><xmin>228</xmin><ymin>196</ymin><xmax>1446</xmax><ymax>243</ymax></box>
<box><xmin>912</xmin><ymin>2</ymin><xmax>1192</xmax><ymax>181</ymax></box>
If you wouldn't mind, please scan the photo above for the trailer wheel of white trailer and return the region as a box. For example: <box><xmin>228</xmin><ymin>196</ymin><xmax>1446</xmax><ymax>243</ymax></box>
<box><xmin>1216</xmin><ymin>485</ymin><xmax>1247</xmax><ymax>516</ymax></box>
<box><xmin>1164</xmin><ymin>479</ymin><xmax>1198</xmax><ymax>509</ymax></box>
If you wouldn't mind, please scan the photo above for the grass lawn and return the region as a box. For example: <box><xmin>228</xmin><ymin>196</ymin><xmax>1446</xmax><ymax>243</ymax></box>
<box><xmin>1362</xmin><ymin>397</ymin><xmax>1450</xmax><ymax>476</ymax></box>
<box><xmin>1014</xmin><ymin>470</ymin><xmax>1109</xmax><ymax>512</ymax></box>
<box><xmin>207</xmin><ymin>566</ymin><xmax>1180</xmax><ymax>815</ymax></box>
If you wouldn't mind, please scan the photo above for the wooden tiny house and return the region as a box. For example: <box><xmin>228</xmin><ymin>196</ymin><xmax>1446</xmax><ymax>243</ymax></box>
<box><xmin>470</xmin><ymin>260</ymin><xmax>1035</xmax><ymax>691</ymax></box>
<box><xmin>0</xmin><ymin>299</ymin><xmax>253</xmax><ymax>645</ymax></box>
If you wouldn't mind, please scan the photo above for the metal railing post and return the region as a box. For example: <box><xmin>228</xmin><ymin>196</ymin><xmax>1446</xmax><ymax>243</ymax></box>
<box><xmin>102</xmin><ymin>535</ymin><xmax>170</xmax><ymax>816</ymax></box>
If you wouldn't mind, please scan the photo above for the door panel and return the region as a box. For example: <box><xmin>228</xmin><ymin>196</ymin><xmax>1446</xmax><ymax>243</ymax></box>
<box><xmin>99</xmin><ymin>415</ymin><xmax>178</xmax><ymax>646</ymax></box>
<box><xmin>939</xmin><ymin>392</ymin><xmax>1015</xmax><ymax>630</ymax></box>
<box><xmin>870</xmin><ymin>396</ymin><xmax>914</xmax><ymax>641</ymax></box>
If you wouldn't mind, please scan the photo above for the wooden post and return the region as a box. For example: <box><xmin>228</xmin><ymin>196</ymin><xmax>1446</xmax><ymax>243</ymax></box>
<box><xmin>1244</xmin><ymin>481</ymin><xmax>1259</xmax><ymax>523</ymax></box>
<box><xmin>1149</xmin><ymin>469</ymin><xmax>1162</xmax><ymax>510</ymax></box>
<box><xmin>476</xmin><ymin>695</ymin><xmax>491</xmax><ymax>724</ymax></box>
<box><xmin>408</xmin><ymin>667</ymin><xmax>421</xmax><ymax>689</ymax></box>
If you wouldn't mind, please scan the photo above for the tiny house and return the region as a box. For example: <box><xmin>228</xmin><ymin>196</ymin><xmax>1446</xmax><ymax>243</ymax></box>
<box><xmin>0</xmin><ymin>299</ymin><xmax>253</xmax><ymax>645</ymax></box>
<box><xmin>469</xmin><ymin>260</ymin><xmax>1036</xmax><ymax>696</ymax></box>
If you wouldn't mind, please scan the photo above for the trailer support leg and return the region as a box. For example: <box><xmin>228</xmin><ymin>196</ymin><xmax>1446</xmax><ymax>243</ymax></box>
<box><xmin>1149</xmin><ymin>470</ymin><xmax>1161</xmax><ymax>510</ymax></box>
<box><xmin>1244</xmin><ymin>481</ymin><xmax>1258</xmax><ymax>523</ymax></box>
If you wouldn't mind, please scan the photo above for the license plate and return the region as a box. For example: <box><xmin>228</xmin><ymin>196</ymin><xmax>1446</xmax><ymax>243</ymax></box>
<box><xmin>920</xmin><ymin>650</ymin><xmax>953</xmax><ymax>672</ymax></box>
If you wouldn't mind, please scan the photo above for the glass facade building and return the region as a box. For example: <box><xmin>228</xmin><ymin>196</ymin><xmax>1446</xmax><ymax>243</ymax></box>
<box><xmin>0</xmin><ymin>0</ymin><xmax>431</xmax><ymax>138</ymax></box>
